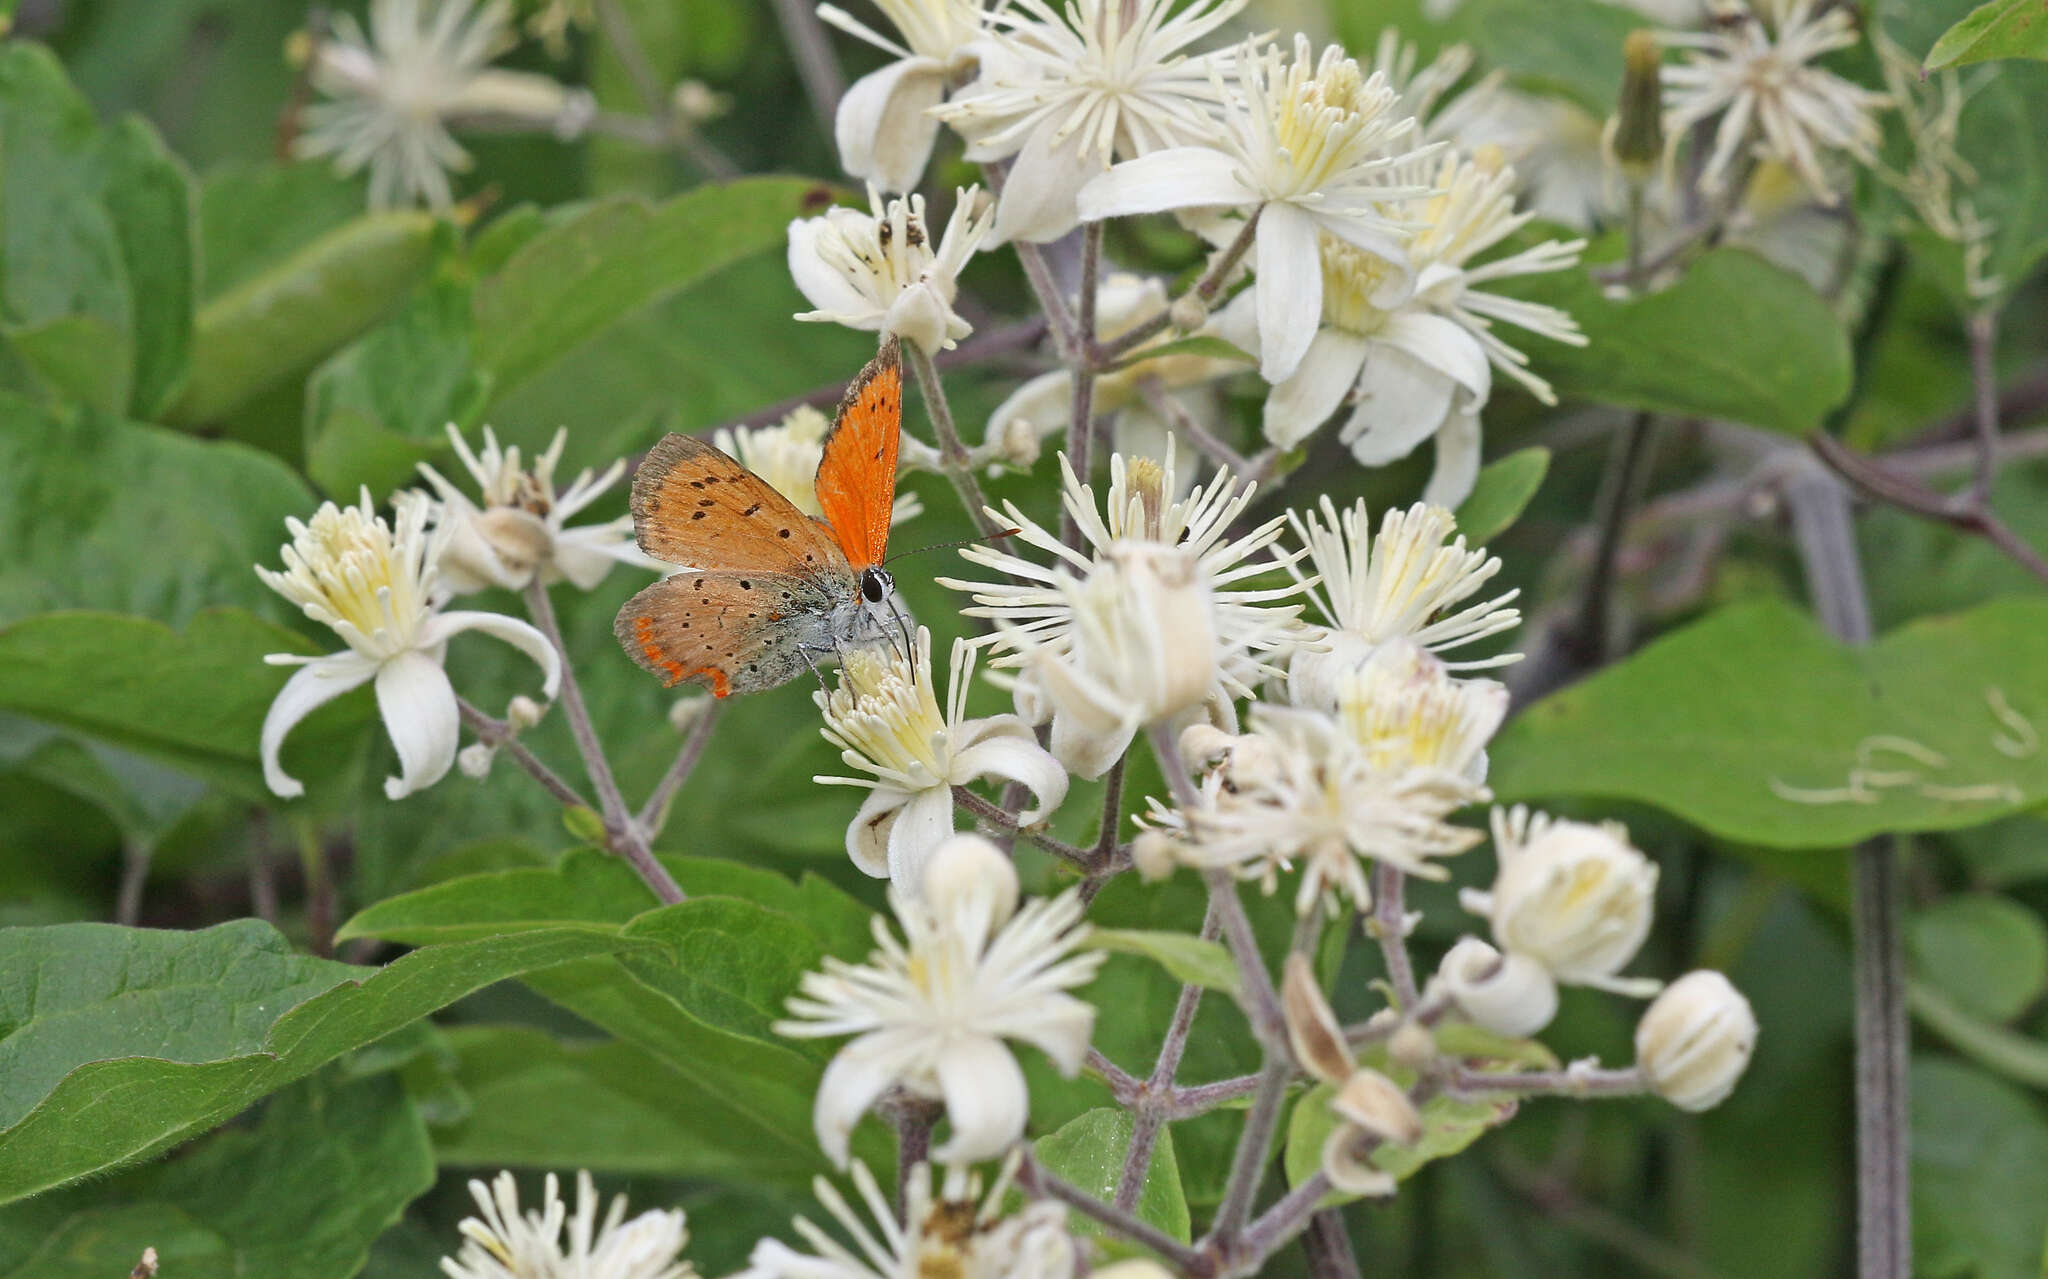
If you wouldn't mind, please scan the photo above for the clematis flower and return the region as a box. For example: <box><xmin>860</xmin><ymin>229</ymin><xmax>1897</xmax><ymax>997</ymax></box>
<box><xmin>774</xmin><ymin>835</ymin><xmax>1106</xmax><ymax>1166</ymax></box>
<box><xmin>789</xmin><ymin>186</ymin><xmax>995</xmax><ymax>354</ymax></box>
<box><xmin>1283</xmin><ymin>497</ymin><xmax>1520</xmax><ymax>711</ymax></box>
<box><xmin>256</xmin><ymin>491</ymin><xmax>559</xmax><ymax>801</ymax></box>
<box><xmin>414</xmin><ymin>424</ymin><xmax>662</xmax><ymax>594</ymax></box>
<box><xmin>936</xmin><ymin>0</ymin><xmax>1243</xmax><ymax>243</ymax></box>
<box><xmin>440</xmin><ymin>1169</ymin><xmax>693</xmax><ymax>1279</ymax></box>
<box><xmin>738</xmin><ymin>1157</ymin><xmax>1072</xmax><ymax>1279</ymax></box>
<box><xmin>940</xmin><ymin>447</ymin><xmax>1304</xmax><ymax>777</ymax></box>
<box><xmin>1660</xmin><ymin>0</ymin><xmax>1889</xmax><ymax>205</ymax></box>
<box><xmin>713</xmin><ymin>407</ymin><xmax>925</xmax><ymax>526</ymax></box>
<box><xmin>1077</xmin><ymin>35</ymin><xmax>1439</xmax><ymax>383</ymax></box>
<box><xmin>1635</xmin><ymin>970</ymin><xmax>1758</xmax><ymax>1111</ymax></box>
<box><xmin>816</xmin><ymin>628</ymin><xmax>1068</xmax><ymax>886</ymax></box>
<box><xmin>1460</xmin><ymin>806</ymin><xmax>1662</xmax><ymax>996</ymax></box>
<box><xmin>817</xmin><ymin>0</ymin><xmax>994</xmax><ymax>192</ymax></box>
<box><xmin>296</xmin><ymin>0</ymin><xmax>593</xmax><ymax>209</ymax></box>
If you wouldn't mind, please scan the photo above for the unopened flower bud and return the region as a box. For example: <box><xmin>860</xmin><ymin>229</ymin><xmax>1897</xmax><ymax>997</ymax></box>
<box><xmin>672</xmin><ymin>79</ymin><xmax>731</xmax><ymax>123</ymax></box>
<box><xmin>997</xmin><ymin>413</ymin><xmax>1042</xmax><ymax>471</ymax></box>
<box><xmin>1466</xmin><ymin>808</ymin><xmax>1659</xmax><ymax>994</ymax></box>
<box><xmin>1168</xmin><ymin>292</ymin><xmax>1209</xmax><ymax>333</ymax></box>
<box><xmin>1179</xmin><ymin>723</ymin><xmax>1236</xmax><ymax>769</ymax></box>
<box><xmin>506</xmin><ymin>695</ymin><xmax>546</xmax><ymax>731</ymax></box>
<box><xmin>1635</xmin><ymin>970</ymin><xmax>1757</xmax><ymax>1111</ymax></box>
<box><xmin>1610</xmin><ymin>30</ymin><xmax>1665</xmax><ymax>180</ymax></box>
<box><xmin>1283</xmin><ymin>953</ymin><xmax>1355</xmax><ymax>1083</ymax></box>
<box><xmin>1388</xmin><ymin>1018</ymin><xmax>1435</xmax><ymax>1070</ymax></box>
<box><xmin>668</xmin><ymin>694</ymin><xmax>710</xmax><ymax>734</ymax></box>
<box><xmin>1437</xmin><ymin>937</ymin><xmax>1558</xmax><ymax>1038</ymax></box>
<box><xmin>1131</xmin><ymin>829</ymin><xmax>1183</xmax><ymax>881</ymax></box>
<box><xmin>458</xmin><ymin>742</ymin><xmax>497</xmax><ymax>780</ymax></box>
<box><xmin>921</xmin><ymin>833</ymin><xmax>1019</xmax><ymax>931</ymax></box>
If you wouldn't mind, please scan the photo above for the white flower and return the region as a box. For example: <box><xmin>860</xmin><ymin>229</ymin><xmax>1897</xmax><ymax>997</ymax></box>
<box><xmin>818</xmin><ymin>0</ymin><xmax>994</xmax><ymax>192</ymax></box>
<box><xmin>1430</xmin><ymin>936</ymin><xmax>1558</xmax><ymax>1039</ymax></box>
<box><xmin>713</xmin><ymin>407</ymin><xmax>925</xmax><ymax>525</ymax></box>
<box><xmin>1634</xmin><ymin>970</ymin><xmax>1757</xmax><ymax>1111</ymax></box>
<box><xmin>790</xmin><ymin>186</ymin><xmax>996</xmax><ymax>354</ymax></box>
<box><xmin>817</xmin><ymin>629</ymin><xmax>1069</xmax><ymax>885</ymax></box>
<box><xmin>415</xmin><ymin>425</ymin><xmax>661</xmax><ymax>594</ymax></box>
<box><xmin>776</xmin><ymin>835</ymin><xmax>1105</xmax><ymax>1166</ymax></box>
<box><xmin>1336</xmin><ymin>641</ymin><xmax>1507</xmax><ymax>783</ymax></box>
<box><xmin>1661</xmin><ymin>0</ymin><xmax>1889</xmax><ymax>205</ymax></box>
<box><xmin>739</xmin><ymin>1157</ymin><xmax>1072</xmax><ymax>1279</ymax></box>
<box><xmin>297</xmin><ymin>0</ymin><xmax>588</xmax><ymax>208</ymax></box>
<box><xmin>440</xmin><ymin>1169</ymin><xmax>693</xmax><ymax>1279</ymax></box>
<box><xmin>983</xmin><ymin>274</ymin><xmax>1243</xmax><ymax>461</ymax></box>
<box><xmin>256</xmin><ymin>491</ymin><xmax>559</xmax><ymax>801</ymax></box>
<box><xmin>1223</xmin><ymin>148</ymin><xmax>1583</xmax><ymax>505</ymax></box>
<box><xmin>940</xmin><ymin>447</ymin><xmax>1304</xmax><ymax>777</ymax></box>
<box><xmin>1144</xmin><ymin>697</ymin><xmax>1487</xmax><ymax>914</ymax></box>
<box><xmin>1284</xmin><ymin>497</ymin><xmax>1520</xmax><ymax>710</ymax></box>
<box><xmin>1461</xmin><ymin>807</ymin><xmax>1661</xmax><ymax>995</ymax></box>
<box><xmin>936</xmin><ymin>0</ymin><xmax>1243</xmax><ymax>243</ymax></box>
<box><xmin>1077</xmin><ymin>35</ymin><xmax>1439</xmax><ymax>383</ymax></box>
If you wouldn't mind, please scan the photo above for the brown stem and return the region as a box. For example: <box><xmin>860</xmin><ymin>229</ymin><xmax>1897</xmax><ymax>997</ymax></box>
<box><xmin>1092</xmin><ymin>208</ymin><xmax>1261</xmax><ymax>367</ymax></box>
<box><xmin>457</xmin><ymin>698</ymin><xmax>596</xmax><ymax>812</ymax></box>
<box><xmin>1807</xmin><ymin>431</ymin><xmax>2048</xmax><ymax>587</ymax></box>
<box><xmin>766</xmin><ymin>0</ymin><xmax>844</xmax><ymax>140</ymax></box>
<box><xmin>1966</xmin><ymin>308</ymin><xmax>2001</xmax><ymax>506</ymax></box>
<box><xmin>905</xmin><ymin>341</ymin><xmax>1002</xmax><ymax>538</ymax></box>
<box><xmin>115</xmin><ymin>839</ymin><xmax>151</xmax><ymax>927</ymax></box>
<box><xmin>1303</xmin><ymin>1208</ymin><xmax>1361</xmax><ymax>1279</ymax></box>
<box><xmin>1018</xmin><ymin>1155</ymin><xmax>1206</xmax><ymax>1270</ymax></box>
<box><xmin>637</xmin><ymin>699</ymin><xmax>725</xmax><ymax>834</ymax></box>
<box><xmin>951</xmin><ymin>785</ymin><xmax>1107</xmax><ymax>869</ymax></box>
<box><xmin>1371</xmin><ymin>861</ymin><xmax>1418</xmax><ymax>1010</ymax></box>
<box><xmin>1064</xmin><ymin>221</ymin><xmax>1105</xmax><ymax>552</ymax></box>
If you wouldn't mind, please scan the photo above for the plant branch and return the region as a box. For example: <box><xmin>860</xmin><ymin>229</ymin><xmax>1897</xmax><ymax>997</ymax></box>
<box><xmin>1370</xmin><ymin>861</ymin><xmax>1419</xmax><ymax>1010</ymax></box>
<box><xmin>1211</xmin><ymin>1055</ymin><xmax>1295</xmax><ymax>1245</ymax></box>
<box><xmin>905</xmin><ymin>341</ymin><xmax>1002</xmax><ymax>538</ymax></box>
<box><xmin>457</xmin><ymin>697</ymin><xmax>594</xmax><ymax>811</ymax></box>
<box><xmin>589</xmin><ymin>0</ymin><xmax>738</xmax><ymax>179</ymax></box>
<box><xmin>1444</xmin><ymin>1064</ymin><xmax>1648</xmax><ymax>1100</ymax></box>
<box><xmin>951</xmin><ymin>785</ymin><xmax>1111</xmax><ymax>870</ymax></box>
<box><xmin>1571</xmin><ymin>409</ymin><xmax>1657</xmax><ymax>663</ymax></box>
<box><xmin>636</xmin><ymin>699</ymin><xmax>725</xmax><ymax>835</ymax></box>
<box><xmin>1807</xmin><ymin>430</ymin><xmax>2048</xmax><ymax>587</ymax></box>
<box><xmin>1114</xmin><ymin>896</ymin><xmax>1222</xmax><ymax>1211</ymax></box>
<box><xmin>522</xmin><ymin>580</ymin><xmax>685</xmax><ymax>905</ymax></box>
<box><xmin>1235</xmin><ymin>1167</ymin><xmax>1334</xmax><ymax>1264</ymax></box>
<box><xmin>1302</xmin><ymin>1208</ymin><xmax>1361</xmax><ymax>1279</ymax></box>
<box><xmin>115</xmin><ymin>839</ymin><xmax>151</xmax><ymax>927</ymax></box>
<box><xmin>1064</xmin><ymin>222</ymin><xmax>1104</xmax><ymax>551</ymax></box>
<box><xmin>767</xmin><ymin>0</ymin><xmax>845</xmax><ymax>140</ymax></box>
<box><xmin>1138</xmin><ymin>376</ymin><xmax>1256</xmax><ymax>475</ymax></box>
<box><xmin>1092</xmin><ymin>209</ymin><xmax>1261</xmax><ymax>366</ymax></box>
<box><xmin>1018</xmin><ymin>1155</ymin><xmax>1206</xmax><ymax>1270</ymax></box>
<box><xmin>1966</xmin><ymin>307</ymin><xmax>2001</xmax><ymax>506</ymax></box>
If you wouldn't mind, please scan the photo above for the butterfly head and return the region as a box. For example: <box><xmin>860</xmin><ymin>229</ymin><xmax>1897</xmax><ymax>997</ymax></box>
<box><xmin>860</xmin><ymin>565</ymin><xmax>894</xmax><ymax>606</ymax></box>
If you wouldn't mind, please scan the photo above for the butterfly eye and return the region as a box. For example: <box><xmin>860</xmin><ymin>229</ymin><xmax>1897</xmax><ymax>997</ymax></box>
<box><xmin>861</xmin><ymin>567</ymin><xmax>890</xmax><ymax>604</ymax></box>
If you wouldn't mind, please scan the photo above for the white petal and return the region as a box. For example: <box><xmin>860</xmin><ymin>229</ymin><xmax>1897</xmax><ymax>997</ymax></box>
<box><xmin>1263</xmin><ymin>328</ymin><xmax>1370</xmax><ymax>447</ymax></box>
<box><xmin>421</xmin><ymin>610</ymin><xmax>562</xmax><ymax>699</ymax></box>
<box><xmin>986</xmin><ymin>369</ymin><xmax>1075</xmax><ymax>441</ymax></box>
<box><xmin>260</xmin><ymin>653</ymin><xmax>377</xmax><ymax>799</ymax></box>
<box><xmin>992</xmin><ymin>123</ymin><xmax>1103</xmax><ymax>245</ymax></box>
<box><xmin>885</xmin><ymin>785</ymin><xmax>959</xmax><ymax>886</ymax></box>
<box><xmin>814</xmin><ymin>1031</ymin><xmax>920</xmax><ymax>1168</ymax></box>
<box><xmin>1315</xmin><ymin>212</ymin><xmax>1417</xmax><ymax>308</ymax></box>
<box><xmin>1423</xmin><ymin>409</ymin><xmax>1484</xmax><ymax>508</ymax></box>
<box><xmin>375</xmin><ymin>649</ymin><xmax>460</xmax><ymax>800</ymax></box>
<box><xmin>930</xmin><ymin>1035</ymin><xmax>1029</xmax><ymax>1165</ymax></box>
<box><xmin>836</xmin><ymin>58</ymin><xmax>947</xmax><ymax>192</ymax></box>
<box><xmin>846</xmin><ymin>787</ymin><xmax>910</xmax><ymax>878</ymax></box>
<box><xmin>1076</xmin><ymin>147</ymin><xmax>1255</xmax><ymax>221</ymax></box>
<box><xmin>993</xmin><ymin>991</ymin><xmax>1097</xmax><ymax>1076</ymax></box>
<box><xmin>1322</xmin><ymin>1125</ymin><xmax>1398</xmax><ymax>1197</ymax></box>
<box><xmin>1377</xmin><ymin>311</ymin><xmax>1492</xmax><ymax>403</ymax></box>
<box><xmin>549</xmin><ymin>526</ymin><xmax>661</xmax><ymax>590</ymax></box>
<box><xmin>950</xmin><ymin>733</ymin><xmax>1069</xmax><ymax>825</ymax></box>
<box><xmin>788</xmin><ymin>216</ymin><xmax>874</xmax><ymax>319</ymax></box>
<box><xmin>1253</xmin><ymin>203</ymin><xmax>1325</xmax><ymax>383</ymax></box>
<box><xmin>1339</xmin><ymin>344</ymin><xmax>1457</xmax><ymax>466</ymax></box>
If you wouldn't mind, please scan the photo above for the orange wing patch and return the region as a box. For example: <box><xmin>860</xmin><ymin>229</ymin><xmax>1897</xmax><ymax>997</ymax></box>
<box><xmin>631</xmin><ymin>433</ymin><xmax>846</xmax><ymax>575</ymax></box>
<box><xmin>815</xmin><ymin>339</ymin><xmax>902</xmax><ymax>572</ymax></box>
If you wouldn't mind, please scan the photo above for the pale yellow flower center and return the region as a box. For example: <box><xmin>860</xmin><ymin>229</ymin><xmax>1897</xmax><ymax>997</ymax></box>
<box><xmin>822</xmin><ymin>644</ymin><xmax>952</xmax><ymax>787</ymax></box>
<box><xmin>1318</xmin><ymin>234</ymin><xmax>1401</xmax><ymax>334</ymax></box>
<box><xmin>1269</xmin><ymin>48</ymin><xmax>1385</xmax><ymax>193</ymax></box>
<box><xmin>264</xmin><ymin>500</ymin><xmax>433</xmax><ymax>654</ymax></box>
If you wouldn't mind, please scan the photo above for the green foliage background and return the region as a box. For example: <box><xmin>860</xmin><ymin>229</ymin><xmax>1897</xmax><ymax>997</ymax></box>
<box><xmin>0</xmin><ymin>0</ymin><xmax>2045</xmax><ymax>1276</ymax></box>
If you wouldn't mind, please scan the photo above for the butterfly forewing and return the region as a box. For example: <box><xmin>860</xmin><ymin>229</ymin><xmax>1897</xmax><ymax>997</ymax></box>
<box><xmin>815</xmin><ymin>340</ymin><xmax>902</xmax><ymax>572</ymax></box>
<box><xmin>614</xmin><ymin>570</ymin><xmax>846</xmax><ymax>697</ymax></box>
<box><xmin>630</xmin><ymin>433</ymin><xmax>847</xmax><ymax>575</ymax></box>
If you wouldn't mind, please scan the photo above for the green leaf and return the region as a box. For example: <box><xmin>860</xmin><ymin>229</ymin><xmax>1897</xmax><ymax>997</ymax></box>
<box><xmin>1925</xmin><ymin>0</ymin><xmax>2048</xmax><ymax>69</ymax></box>
<box><xmin>338</xmin><ymin>845</ymin><xmax>873</xmax><ymax>959</ymax></box>
<box><xmin>304</xmin><ymin>267</ymin><xmax>493</xmax><ymax>498</ymax></box>
<box><xmin>1490</xmin><ymin>596</ymin><xmax>2048</xmax><ymax>847</ymax></box>
<box><xmin>428</xmin><ymin>1024</ymin><xmax>829</xmax><ymax>1180</ymax></box>
<box><xmin>1034</xmin><ymin>1108</ymin><xmax>1191</xmax><ymax>1245</ymax></box>
<box><xmin>1449</xmin><ymin>0</ymin><xmax>1644</xmax><ymax>115</ymax></box>
<box><xmin>1913</xmin><ymin>1058</ymin><xmax>2048</xmax><ymax>1279</ymax></box>
<box><xmin>0</xmin><ymin>1072</ymin><xmax>433</xmax><ymax>1279</ymax></box>
<box><xmin>0</xmin><ymin>609</ymin><xmax>357</xmax><ymax>799</ymax></box>
<box><xmin>0</xmin><ymin>723</ymin><xmax>207</xmax><ymax>850</ymax></box>
<box><xmin>472</xmin><ymin>177</ymin><xmax>834</xmax><ymax>401</ymax></box>
<box><xmin>196</xmin><ymin>162</ymin><xmax>364</xmax><ymax>303</ymax></box>
<box><xmin>1282</xmin><ymin>1081</ymin><xmax>1514</xmax><ymax>1207</ymax></box>
<box><xmin>1909</xmin><ymin>980</ymin><xmax>2048</xmax><ymax>1089</ymax></box>
<box><xmin>1453</xmin><ymin>447</ymin><xmax>1551</xmax><ymax>545</ymax></box>
<box><xmin>1082</xmin><ymin>928</ymin><xmax>1241</xmax><ymax>995</ymax></box>
<box><xmin>1493</xmin><ymin>247</ymin><xmax>1852</xmax><ymax>434</ymax></box>
<box><xmin>1911</xmin><ymin>895</ymin><xmax>2048</xmax><ymax>1023</ymax></box>
<box><xmin>0</xmin><ymin>396</ymin><xmax>315</xmax><ymax>624</ymax></box>
<box><xmin>0</xmin><ymin>920</ymin><xmax>650</xmax><ymax>1203</ymax></box>
<box><xmin>166</xmin><ymin>208</ymin><xmax>440</xmax><ymax>425</ymax></box>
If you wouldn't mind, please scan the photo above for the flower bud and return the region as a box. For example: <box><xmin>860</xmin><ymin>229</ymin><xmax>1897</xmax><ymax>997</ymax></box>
<box><xmin>1168</xmin><ymin>292</ymin><xmax>1210</xmax><ymax>333</ymax></box>
<box><xmin>922</xmin><ymin>833</ymin><xmax>1020</xmax><ymax>937</ymax></box>
<box><xmin>506</xmin><ymin>695</ymin><xmax>546</xmax><ymax>731</ymax></box>
<box><xmin>458</xmin><ymin>742</ymin><xmax>497</xmax><ymax>780</ymax></box>
<box><xmin>1388</xmin><ymin>1018</ymin><xmax>1436</xmax><ymax>1070</ymax></box>
<box><xmin>1130</xmin><ymin>829</ymin><xmax>1183</xmax><ymax>881</ymax></box>
<box><xmin>998</xmin><ymin>413</ymin><xmax>1043</xmax><ymax>471</ymax></box>
<box><xmin>1437</xmin><ymin>937</ymin><xmax>1558</xmax><ymax>1038</ymax></box>
<box><xmin>1635</xmin><ymin>970</ymin><xmax>1756</xmax><ymax>1111</ymax></box>
<box><xmin>1469</xmin><ymin>808</ymin><xmax>1658</xmax><ymax>993</ymax></box>
<box><xmin>667</xmin><ymin>695</ymin><xmax>711</xmax><ymax>735</ymax></box>
<box><xmin>1609</xmin><ymin>31</ymin><xmax>1664</xmax><ymax>181</ymax></box>
<box><xmin>1283</xmin><ymin>953</ymin><xmax>1355</xmax><ymax>1083</ymax></box>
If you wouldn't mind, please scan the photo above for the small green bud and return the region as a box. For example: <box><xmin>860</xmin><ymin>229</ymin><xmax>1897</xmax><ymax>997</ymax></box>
<box><xmin>1611</xmin><ymin>30</ymin><xmax>1665</xmax><ymax>180</ymax></box>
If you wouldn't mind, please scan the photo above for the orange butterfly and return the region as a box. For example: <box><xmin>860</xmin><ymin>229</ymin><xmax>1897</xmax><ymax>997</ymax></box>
<box><xmin>615</xmin><ymin>341</ymin><xmax>904</xmax><ymax>697</ymax></box>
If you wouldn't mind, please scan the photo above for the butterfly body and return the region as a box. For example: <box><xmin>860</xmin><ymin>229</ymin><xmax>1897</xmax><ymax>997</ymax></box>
<box><xmin>615</xmin><ymin>343</ymin><xmax>904</xmax><ymax>697</ymax></box>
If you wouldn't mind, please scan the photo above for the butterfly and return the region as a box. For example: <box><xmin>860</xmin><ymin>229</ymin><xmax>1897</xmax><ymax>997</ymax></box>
<box><xmin>614</xmin><ymin>340</ymin><xmax>906</xmax><ymax>697</ymax></box>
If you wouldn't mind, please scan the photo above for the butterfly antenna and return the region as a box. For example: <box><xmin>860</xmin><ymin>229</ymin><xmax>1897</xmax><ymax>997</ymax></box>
<box><xmin>883</xmin><ymin>527</ymin><xmax>1023</xmax><ymax>567</ymax></box>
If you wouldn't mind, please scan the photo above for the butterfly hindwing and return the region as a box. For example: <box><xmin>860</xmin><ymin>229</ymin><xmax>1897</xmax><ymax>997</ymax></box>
<box><xmin>815</xmin><ymin>339</ymin><xmax>902</xmax><ymax>572</ymax></box>
<box><xmin>631</xmin><ymin>433</ymin><xmax>846</xmax><ymax>575</ymax></box>
<box><xmin>614</xmin><ymin>570</ymin><xmax>850</xmax><ymax>697</ymax></box>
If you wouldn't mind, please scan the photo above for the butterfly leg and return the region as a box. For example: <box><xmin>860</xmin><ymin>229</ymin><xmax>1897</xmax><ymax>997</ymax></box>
<box><xmin>885</xmin><ymin>595</ymin><xmax>916</xmax><ymax>672</ymax></box>
<box><xmin>797</xmin><ymin>642</ymin><xmax>834</xmax><ymax>695</ymax></box>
